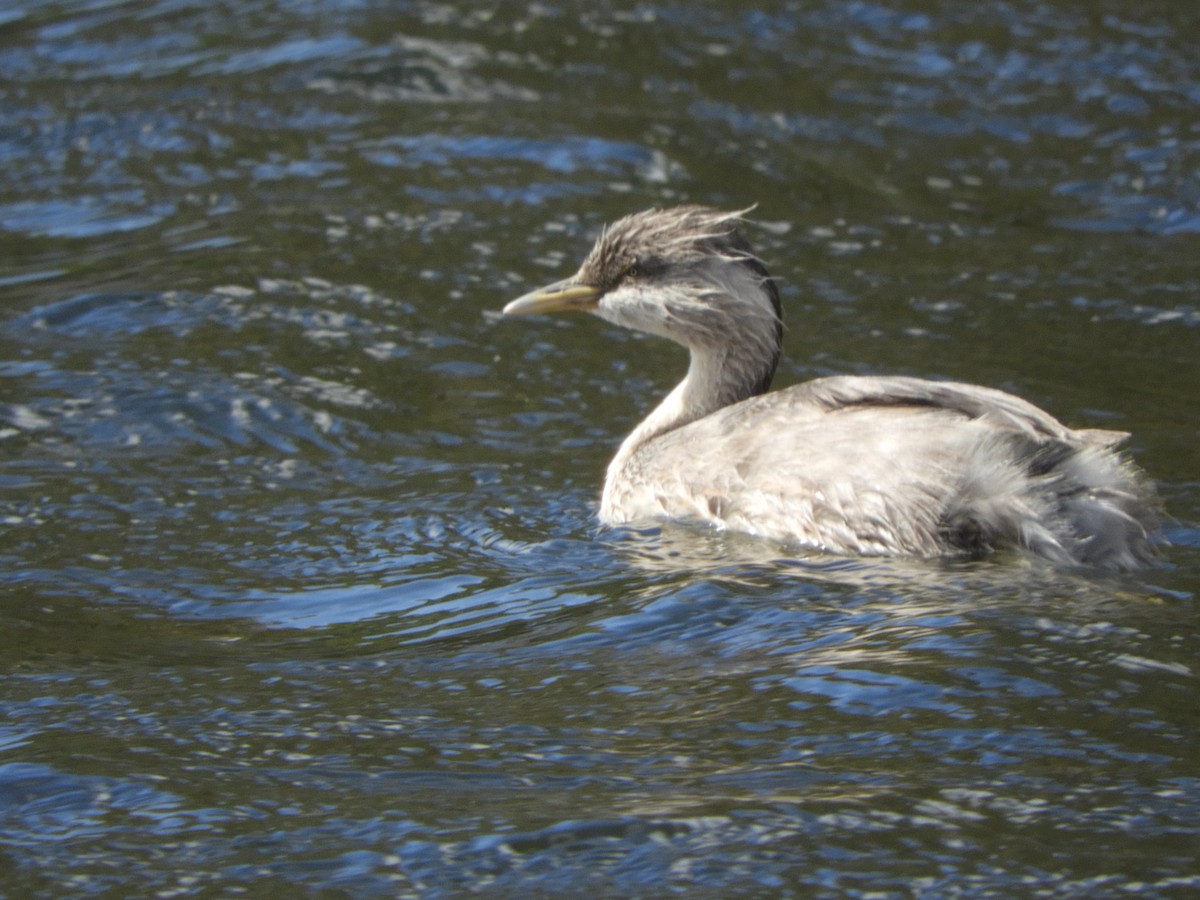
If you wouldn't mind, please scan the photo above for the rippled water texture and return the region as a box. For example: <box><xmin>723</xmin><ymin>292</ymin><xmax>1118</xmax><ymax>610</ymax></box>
<box><xmin>1</xmin><ymin>1</ymin><xmax>1198</xmax><ymax>896</ymax></box>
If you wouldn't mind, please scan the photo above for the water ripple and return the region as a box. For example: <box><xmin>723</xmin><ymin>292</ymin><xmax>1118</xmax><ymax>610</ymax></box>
<box><xmin>0</xmin><ymin>1</ymin><xmax>1197</xmax><ymax>897</ymax></box>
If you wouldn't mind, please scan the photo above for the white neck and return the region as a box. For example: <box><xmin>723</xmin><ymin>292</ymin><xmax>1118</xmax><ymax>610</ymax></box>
<box><xmin>594</xmin><ymin>255</ymin><xmax>782</xmax><ymax>521</ymax></box>
<box><xmin>600</xmin><ymin>346</ymin><xmax>746</xmax><ymax>518</ymax></box>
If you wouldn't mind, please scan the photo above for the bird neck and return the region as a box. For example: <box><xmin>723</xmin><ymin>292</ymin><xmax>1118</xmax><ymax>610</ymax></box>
<box><xmin>600</xmin><ymin>344</ymin><xmax>767</xmax><ymax>515</ymax></box>
<box><xmin>599</xmin><ymin>258</ymin><xmax>783</xmax><ymax>518</ymax></box>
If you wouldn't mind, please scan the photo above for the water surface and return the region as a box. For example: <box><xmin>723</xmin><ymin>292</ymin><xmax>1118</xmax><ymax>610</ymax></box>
<box><xmin>1</xmin><ymin>0</ymin><xmax>1198</xmax><ymax>896</ymax></box>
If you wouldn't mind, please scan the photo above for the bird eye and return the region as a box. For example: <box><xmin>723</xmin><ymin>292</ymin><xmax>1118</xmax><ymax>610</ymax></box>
<box><xmin>625</xmin><ymin>262</ymin><xmax>641</xmax><ymax>279</ymax></box>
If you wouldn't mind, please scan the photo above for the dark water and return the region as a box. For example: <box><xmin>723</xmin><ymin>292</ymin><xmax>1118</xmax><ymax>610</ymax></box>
<box><xmin>1</xmin><ymin>0</ymin><xmax>1198</xmax><ymax>895</ymax></box>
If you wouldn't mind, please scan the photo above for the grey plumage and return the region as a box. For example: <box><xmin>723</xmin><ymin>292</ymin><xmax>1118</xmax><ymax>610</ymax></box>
<box><xmin>504</xmin><ymin>206</ymin><xmax>1159</xmax><ymax>570</ymax></box>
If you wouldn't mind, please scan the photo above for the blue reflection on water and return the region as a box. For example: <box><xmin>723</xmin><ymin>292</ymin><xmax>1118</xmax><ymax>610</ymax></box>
<box><xmin>0</xmin><ymin>0</ymin><xmax>1196</xmax><ymax>897</ymax></box>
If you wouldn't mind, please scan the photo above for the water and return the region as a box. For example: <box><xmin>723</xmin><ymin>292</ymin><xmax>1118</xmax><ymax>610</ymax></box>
<box><xmin>1</xmin><ymin>0</ymin><xmax>1198</xmax><ymax>895</ymax></box>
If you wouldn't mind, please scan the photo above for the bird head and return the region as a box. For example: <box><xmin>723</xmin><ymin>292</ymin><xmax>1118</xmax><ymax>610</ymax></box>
<box><xmin>504</xmin><ymin>205</ymin><xmax>781</xmax><ymax>352</ymax></box>
<box><xmin>504</xmin><ymin>206</ymin><xmax>784</xmax><ymax>399</ymax></box>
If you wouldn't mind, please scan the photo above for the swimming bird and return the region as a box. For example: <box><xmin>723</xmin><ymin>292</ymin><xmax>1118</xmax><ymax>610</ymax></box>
<box><xmin>503</xmin><ymin>205</ymin><xmax>1159</xmax><ymax>570</ymax></box>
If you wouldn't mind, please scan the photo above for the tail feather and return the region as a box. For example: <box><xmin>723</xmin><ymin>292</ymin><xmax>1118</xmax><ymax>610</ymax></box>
<box><xmin>1054</xmin><ymin>447</ymin><xmax>1159</xmax><ymax>570</ymax></box>
<box><xmin>945</xmin><ymin>435</ymin><xmax>1159</xmax><ymax>571</ymax></box>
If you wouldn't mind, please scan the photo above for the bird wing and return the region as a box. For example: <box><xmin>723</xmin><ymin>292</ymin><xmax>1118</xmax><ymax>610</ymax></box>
<box><xmin>752</xmin><ymin>375</ymin><xmax>1129</xmax><ymax>446</ymax></box>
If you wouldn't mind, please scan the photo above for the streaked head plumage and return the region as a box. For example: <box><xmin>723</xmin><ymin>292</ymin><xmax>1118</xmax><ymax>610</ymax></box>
<box><xmin>504</xmin><ymin>204</ymin><xmax>784</xmax><ymax>395</ymax></box>
<box><xmin>577</xmin><ymin>205</ymin><xmax>765</xmax><ymax>293</ymax></box>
